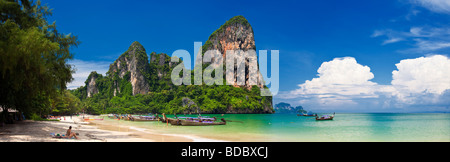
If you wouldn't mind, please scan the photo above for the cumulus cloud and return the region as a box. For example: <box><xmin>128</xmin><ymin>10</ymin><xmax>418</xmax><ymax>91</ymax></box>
<box><xmin>288</xmin><ymin>57</ymin><xmax>379</xmax><ymax>106</ymax></box>
<box><xmin>67</xmin><ymin>59</ymin><xmax>110</xmax><ymax>89</ymax></box>
<box><xmin>387</xmin><ymin>55</ymin><xmax>450</xmax><ymax>104</ymax></box>
<box><xmin>280</xmin><ymin>55</ymin><xmax>450</xmax><ymax>111</ymax></box>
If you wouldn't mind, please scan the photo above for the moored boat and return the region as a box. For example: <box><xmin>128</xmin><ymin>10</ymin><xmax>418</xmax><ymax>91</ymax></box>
<box><xmin>121</xmin><ymin>115</ymin><xmax>134</xmax><ymax>121</ymax></box>
<box><xmin>180</xmin><ymin>118</ymin><xmax>226</xmax><ymax>126</ymax></box>
<box><xmin>84</xmin><ymin>118</ymin><xmax>104</xmax><ymax>121</ymax></box>
<box><xmin>160</xmin><ymin>113</ymin><xmax>226</xmax><ymax>126</ymax></box>
<box><xmin>132</xmin><ymin>115</ymin><xmax>159</xmax><ymax>121</ymax></box>
<box><xmin>178</xmin><ymin>116</ymin><xmax>217</xmax><ymax>122</ymax></box>
<box><xmin>161</xmin><ymin>113</ymin><xmax>182</xmax><ymax>125</ymax></box>
<box><xmin>107</xmin><ymin>114</ymin><xmax>119</xmax><ymax>119</ymax></box>
<box><xmin>315</xmin><ymin>112</ymin><xmax>335</xmax><ymax>121</ymax></box>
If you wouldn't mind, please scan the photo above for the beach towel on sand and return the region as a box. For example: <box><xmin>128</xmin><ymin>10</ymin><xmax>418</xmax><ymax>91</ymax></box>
<box><xmin>50</xmin><ymin>133</ymin><xmax>77</xmax><ymax>139</ymax></box>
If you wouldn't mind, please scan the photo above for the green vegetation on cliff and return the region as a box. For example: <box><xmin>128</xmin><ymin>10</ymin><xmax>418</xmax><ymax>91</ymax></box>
<box><xmin>274</xmin><ymin>102</ymin><xmax>307</xmax><ymax>114</ymax></box>
<box><xmin>73</xmin><ymin>80</ymin><xmax>270</xmax><ymax>115</ymax></box>
<box><xmin>71</xmin><ymin>51</ymin><xmax>272</xmax><ymax>115</ymax></box>
<box><xmin>71</xmin><ymin>16</ymin><xmax>273</xmax><ymax>115</ymax></box>
<box><xmin>203</xmin><ymin>15</ymin><xmax>254</xmax><ymax>55</ymax></box>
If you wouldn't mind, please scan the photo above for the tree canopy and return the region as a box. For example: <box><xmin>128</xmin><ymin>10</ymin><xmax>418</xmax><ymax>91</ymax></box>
<box><xmin>0</xmin><ymin>0</ymin><xmax>80</xmax><ymax>119</ymax></box>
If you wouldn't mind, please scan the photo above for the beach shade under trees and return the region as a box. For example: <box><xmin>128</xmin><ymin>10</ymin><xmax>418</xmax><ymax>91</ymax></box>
<box><xmin>0</xmin><ymin>0</ymin><xmax>80</xmax><ymax>122</ymax></box>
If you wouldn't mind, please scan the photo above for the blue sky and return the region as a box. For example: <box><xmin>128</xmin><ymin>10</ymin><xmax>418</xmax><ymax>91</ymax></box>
<box><xmin>43</xmin><ymin>0</ymin><xmax>450</xmax><ymax>112</ymax></box>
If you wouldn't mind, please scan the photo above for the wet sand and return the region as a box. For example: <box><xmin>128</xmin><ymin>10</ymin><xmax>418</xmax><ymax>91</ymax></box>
<box><xmin>87</xmin><ymin>117</ymin><xmax>227</xmax><ymax>142</ymax></box>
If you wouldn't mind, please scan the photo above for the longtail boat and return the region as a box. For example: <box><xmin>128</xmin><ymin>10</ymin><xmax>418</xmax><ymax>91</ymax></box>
<box><xmin>132</xmin><ymin>115</ymin><xmax>159</xmax><ymax>121</ymax></box>
<box><xmin>161</xmin><ymin>113</ymin><xmax>225</xmax><ymax>126</ymax></box>
<box><xmin>107</xmin><ymin>114</ymin><xmax>120</xmax><ymax>119</ymax></box>
<box><xmin>315</xmin><ymin>112</ymin><xmax>335</xmax><ymax>121</ymax></box>
<box><xmin>83</xmin><ymin>118</ymin><xmax>104</xmax><ymax>121</ymax></box>
<box><xmin>161</xmin><ymin>113</ymin><xmax>182</xmax><ymax>125</ymax></box>
<box><xmin>180</xmin><ymin>118</ymin><xmax>226</xmax><ymax>126</ymax></box>
<box><xmin>122</xmin><ymin>115</ymin><xmax>134</xmax><ymax>121</ymax></box>
<box><xmin>178</xmin><ymin>116</ymin><xmax>217</xmax><ymax>122</ymax></box>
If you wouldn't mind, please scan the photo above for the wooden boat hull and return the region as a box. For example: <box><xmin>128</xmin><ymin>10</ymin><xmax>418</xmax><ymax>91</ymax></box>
<box><xmin>180</xmin><ymin>118</ymin><xmax>226</xmax><ymax>126</ymax></box>
<box><xmin>160</xmin><ymin>114</ymin><xmax>224</xmax><ymax>126</ymax></box>
<box><xmin>122</xmin><ymin>117</ymin><xmax>133</xmax><ymax>121</ymax></box>
<box><xmin>315</xmin><ymin>113</ymin><xmax>335</xmax><ymax>121</ymax></box>
<box><xmin>133</xmin><ymin>118</ymin><xmax>159</xmax><ymax>122</ymax></box>
<box><xmin>165</xmin><ymin>118</ymin><xmax>182</xmax><ymax>125</ymax></box>
<box><xmin>84</xmin><ymin>118</ymin><xmax>104</xmax><ymax>121</ymax></box>
<box><xmin>315</xmin><ymin>116</ymin><xmax>334</xmax><ymax>120</ymax></box>
<box><xmin>160</xmin><ymin>113</ymin><xmax>182</xmax><ymax>125</ymax></box>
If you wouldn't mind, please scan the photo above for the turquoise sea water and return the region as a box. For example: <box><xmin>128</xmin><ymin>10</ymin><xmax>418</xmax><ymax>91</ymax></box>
<box><xmin>99</xmin><ymin>113</ymin><xmax>450</xmax><ymax>142</ymax></box>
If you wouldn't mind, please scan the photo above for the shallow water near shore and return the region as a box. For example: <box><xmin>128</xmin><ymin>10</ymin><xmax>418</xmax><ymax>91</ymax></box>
<box><xmin>93</xmin><ymin>113</ymin><xmax>450</xmax><ymax>142</ymax></box>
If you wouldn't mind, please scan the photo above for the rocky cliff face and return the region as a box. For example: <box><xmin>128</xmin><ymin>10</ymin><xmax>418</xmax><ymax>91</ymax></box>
<box><xmin>79</xmin><ymin>15</ymin><xmax>273</xmax><ymax>114</ymax></box>
<box><xmin>203</xmin><ymin>15</ymin><xmax>265</xmax><ymax>90</ymax></box>
<box><xmin>197</xmin><ymin>15</ymin><xmax>273</xmax><ymax>114</ymax></box>
<box><xmin>150</xmin><ymin>52</ymin><xmax>177</xmax><ymax>79</ymax></box>
<box><xmin>108</xmin><ymin>41</ymin><xmax>150</xmax><ymax>96</ymax></box>
<box><xmin>86</xmin><ymin>72</ymin><xmax>99</xmax><ymax>98</ymax></box>
<box><xmin>204</xmin><ymin>16</ymin><xmax>256</xmax><ymax>58</ymax></box>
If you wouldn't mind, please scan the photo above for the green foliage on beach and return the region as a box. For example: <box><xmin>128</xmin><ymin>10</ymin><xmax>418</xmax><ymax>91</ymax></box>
<box><xmin>0</xmin><ymin>0</ymin><xmax>80</xmax><ymax>121</ymax></box>
<box><xmin>29</xmin><ymin>113</ymin><xmax>59</xmax><ymax>121</ymax></box>
<box><xmin>50</xmin><ymin>90</ymin><xmax>82</xmax><ymax>115</ymax></box>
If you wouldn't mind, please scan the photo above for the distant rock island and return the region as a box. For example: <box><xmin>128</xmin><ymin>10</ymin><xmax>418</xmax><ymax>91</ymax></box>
<box><xmin>274</xmin><ymin>102</ymin><xmax>307</xmax><ymax>114</ymax></box>
<box><xmin>72</xmin><ymin>16</ymin><xmax>274</xmax><ymax>114</ymax></box>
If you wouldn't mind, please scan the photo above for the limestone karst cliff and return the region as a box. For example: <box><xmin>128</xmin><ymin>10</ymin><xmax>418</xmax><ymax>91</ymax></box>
<box><xmin>202</xmin><ymin>15</ymin><xmax>265</xmax><ymax>90</ymax></box>
<box><xmin>76</xmin><ymin>15</ymin><xmax>273</xmax><ymax>114</ymax></box>
<box><xmin>107</xmin><ymin>41</ymin><xmax>150</xmax><ymax>96</ymax></box>
<box><xmin>86</xmin><ymin>72</ymin><xmax>100</xmax><ymax>98</ymax></box>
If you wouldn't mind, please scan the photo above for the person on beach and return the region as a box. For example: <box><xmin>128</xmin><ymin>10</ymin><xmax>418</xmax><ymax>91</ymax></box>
<box><xmin>66</xmin><ymin>126</ymin><xmax>78</xmax><ymax>139</ymax></box>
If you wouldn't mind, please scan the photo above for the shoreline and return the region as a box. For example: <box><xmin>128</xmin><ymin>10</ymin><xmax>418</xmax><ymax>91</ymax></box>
<box><xmin>0</xmin><ymin>115</ymin><xmax>226</xmax><ymax>142</ymax></box>
<box><xmin>87</xmin><ymin>117</ymin><xmax>227</xmax><ymax>142</ymax></box>
<box><xmin>2</xmin><ymin>113</ymin><xmax>447</xmax><ymax>142</ymax></box>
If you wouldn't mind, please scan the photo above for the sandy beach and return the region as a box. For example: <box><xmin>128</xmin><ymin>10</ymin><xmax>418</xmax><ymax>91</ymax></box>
<box><xmin>0</xmin><ymin>115</ymin><xmax>223</xmax><ymax>142</ymax></box>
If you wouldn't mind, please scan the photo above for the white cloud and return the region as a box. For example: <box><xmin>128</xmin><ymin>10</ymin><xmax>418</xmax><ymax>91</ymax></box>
<box><xmin>372</xmin><ymin>1</ymin><xmax>450</xmax><ymax>53</ymax></box>
<box><xmin>410</xmin><ymin>0</ymin><xmax>450</xmax><ymax>14</ymax></box>
<box><xmin>383</xmin><ymin>37</ymin><xmax>404</xmax><ymax>45</ymax></box>
<box><xmin>372</xmin><ymin>26</ymin><xmax>450</xmax><ymax>52</ymax></box>
<box><xmin>371</xmin><ymin>29</ymin><xmax>403</xmax><ymax>45</ymax></box>
<box><xmin>372</xmin><ymin>29</ymin><xmax>409</xmax><ymax>45</ymax></box>
<box><xmin>67</xmin><ymin>59</ymin><xmax>110</xmax><ymax>89</ymax></box>
<box><xmin>413</xmin><ymin>39</ymin><xmax>450</xmax><ymax>51</ymax></box>
<box><xmin>279</xmin><ymin>55</ymin><xmax>450</xmax><ymax>111</ymax></box>
<box><xmin>388</xmin><ymin>55</ymin><xmax>450</xmax><ymax>104</ymax></box>
<box><xmin>409</xmin><ymin>27</ymin><xmax>423</xmax><ymax>36</ymax></box>
<box><xmin>289</xmin><ymin>57</ymin><xmax>378</xmax><ymax>106</ymax></box>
